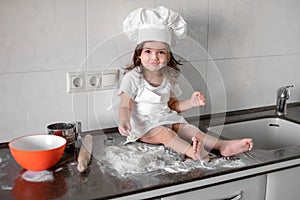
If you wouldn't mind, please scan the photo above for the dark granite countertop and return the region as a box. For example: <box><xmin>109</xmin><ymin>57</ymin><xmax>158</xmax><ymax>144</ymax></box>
<box><xmin>1</xmin><ymin>103</ymin><xmax>300</xmax><ymax>200</ymax></box>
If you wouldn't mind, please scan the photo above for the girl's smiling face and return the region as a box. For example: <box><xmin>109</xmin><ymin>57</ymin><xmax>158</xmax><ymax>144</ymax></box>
<box><xmin>139</xmin><ymin>41</ymin><xmax>170</xmax><ymax>72</ymax></box>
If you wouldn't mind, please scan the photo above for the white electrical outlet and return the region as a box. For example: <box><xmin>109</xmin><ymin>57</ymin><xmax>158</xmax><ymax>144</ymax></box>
<box><xmin>67</xmin><ymin>69</ymin><xmax>120</xmax><ymax>93</ymax></box>
<box><xmin>86</xmin><ymin>71</ymin><xmax>101</xmax><ymax>91</ymax></box>
<box><xmin>67</xmin><ymin>72</ymin><xmax>86</xmax><ymax>93</ymax></box>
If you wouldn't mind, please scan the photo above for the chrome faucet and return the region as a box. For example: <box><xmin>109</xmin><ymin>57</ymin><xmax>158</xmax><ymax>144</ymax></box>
<box><xmin>276</xmin><ymin>85</ymin><xmax>293</xmax><ymax>116</ymax></box>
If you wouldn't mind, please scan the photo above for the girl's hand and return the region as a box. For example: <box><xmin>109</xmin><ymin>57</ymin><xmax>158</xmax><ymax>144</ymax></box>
<box><xmin>190</xmin><ymin>91</ymin><xmax>206</xmax><ymax>107</ymax></box>
<box><xmin>118</xmin><ymin>121</ymin><xmax>131</xmax><ymax>136</ymax></box>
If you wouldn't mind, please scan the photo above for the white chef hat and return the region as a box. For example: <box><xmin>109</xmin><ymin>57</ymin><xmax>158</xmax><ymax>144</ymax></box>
<box><xmin>123</xmin><ymin>6</ymin><xmax>187</xmax><ymax>46</ymax></box>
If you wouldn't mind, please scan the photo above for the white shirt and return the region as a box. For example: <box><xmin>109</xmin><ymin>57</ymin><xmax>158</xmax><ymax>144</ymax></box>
<box><xmin>118</xmin><ymin>67</ymin><xmax>187</xmax><ymax>142</ymax></box>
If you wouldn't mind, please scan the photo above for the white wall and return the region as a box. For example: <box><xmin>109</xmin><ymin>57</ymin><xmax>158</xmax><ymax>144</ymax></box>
<box><xmin>1</xmin><ymin>0</ymin><xmax>300</xmax><ymax>142</ymax></box>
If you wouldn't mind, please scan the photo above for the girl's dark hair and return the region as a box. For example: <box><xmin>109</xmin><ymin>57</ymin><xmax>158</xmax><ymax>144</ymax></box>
<box><xmin>124</xmin><ymin>41</ymin><xmax>182</xmax><ymax>75</ymax></box>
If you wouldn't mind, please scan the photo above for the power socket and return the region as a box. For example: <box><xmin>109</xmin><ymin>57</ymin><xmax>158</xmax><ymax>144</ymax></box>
<box><xmin>66</xmin><ymin>72</ymin><xmax>86</xmax><ymax>93</ymax></box>
<box><xmin>86</xmin><ymin>71</ymin><xmax>101</xmax><ymax>91</ymax></box>
<box><xmin>67</xmin><ymin>70</ymin><xmax>120</xmax><ymax>93</ymax></box>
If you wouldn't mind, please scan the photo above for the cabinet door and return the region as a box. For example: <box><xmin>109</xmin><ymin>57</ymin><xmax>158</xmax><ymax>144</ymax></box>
<box><xmin>162</xmin><ymin>175</ymin><xmax>266</xmax><ymax>200</ymax></box>
<box><xmin>266</xmin><ymin>166</ymin><xmax>300</xmax><ymax>200</ymax></box>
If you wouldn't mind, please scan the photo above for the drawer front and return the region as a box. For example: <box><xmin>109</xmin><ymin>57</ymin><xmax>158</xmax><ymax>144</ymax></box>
<box><xmin>162</xmin><ymin>175</ymin><xmax>266</xmax><ymax>200</ymax></box>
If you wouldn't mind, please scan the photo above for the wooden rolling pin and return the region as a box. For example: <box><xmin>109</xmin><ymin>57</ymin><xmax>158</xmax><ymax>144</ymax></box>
<box><xmin>77</xmin><ymin>134</ymin><xmax>93</xmax><ymax>172</ymax></box>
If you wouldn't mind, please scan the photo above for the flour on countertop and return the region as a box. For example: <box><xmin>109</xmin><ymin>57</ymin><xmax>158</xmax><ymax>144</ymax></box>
<box><xmin>1</xmin><ymin>186</ymin><xmax>13</xmax><ymax>190</ymax></box>
<box><xmin>21</xmin><ymin>170</ymin><xmax>54</xmax><ymax>182</ymax></box>
<box><xmin>0</xmin><ymin>154</ymin><xmax>10</xmax><ymax>169</ymax></box>
<box><xmin>0</xmin><ymin>154</ymin><xmax>14</xmax><ymax>190</ymax></box>
<box><xmin>95</xmin><ymin>137</ymin><xmax>246</xmax><ymax>177</ymax></box>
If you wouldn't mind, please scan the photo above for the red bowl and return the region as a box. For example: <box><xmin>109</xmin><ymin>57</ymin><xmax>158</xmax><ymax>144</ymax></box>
<box><xmin>9</xmin><ymin>134</ymin><xmax>66</xmax><ymax>171</ymax></box>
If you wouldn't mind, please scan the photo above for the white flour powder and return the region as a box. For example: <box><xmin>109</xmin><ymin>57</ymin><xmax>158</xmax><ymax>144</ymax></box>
<box><xmin>95</xmin><ymin>139</ymin><xmax>246</xmax><ymax>177</ymax></box>
<box><xmin>21</xmin><ymin>170</ymin><xmax>54</xmax><ymax>182</ymax></box>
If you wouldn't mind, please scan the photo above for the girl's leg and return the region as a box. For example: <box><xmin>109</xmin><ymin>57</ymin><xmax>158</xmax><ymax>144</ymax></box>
<box><xmin>140</xmin><ymin>126</ymin><xmax>209</xmax><ymax>161</ymax></box>
<box><xmin>173</xmin><ymin>123</ymin><xmax>253</xmax><ymax>157</ymax></box>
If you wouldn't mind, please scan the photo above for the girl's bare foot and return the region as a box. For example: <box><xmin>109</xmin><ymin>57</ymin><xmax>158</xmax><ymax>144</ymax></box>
<box><xmin>191</xmin><ymin>136</ymin><xmax>210</xmax><ymax>162</ymax></box>
<box><xmin>220</xmin><ymin>138</ymin><xmax>253</xmax><ymax>157</ymax></box>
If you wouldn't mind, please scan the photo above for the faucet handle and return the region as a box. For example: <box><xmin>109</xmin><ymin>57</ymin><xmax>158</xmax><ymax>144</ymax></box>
<box><xmin>278</xmin><ymin>85</ymin><xmax>294</xmax><ymax>90</ymax></box>
<box><xmin>277</xmin><ymin>85</ymin><xmax>293</xmax><ymax>98</ymax></box>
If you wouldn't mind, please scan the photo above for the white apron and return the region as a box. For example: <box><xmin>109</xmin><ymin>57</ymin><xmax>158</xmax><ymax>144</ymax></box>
<box><xmin>118</xmin><ymin>68</ymin><xmax>187</xmax><ymax>143</ymax></box>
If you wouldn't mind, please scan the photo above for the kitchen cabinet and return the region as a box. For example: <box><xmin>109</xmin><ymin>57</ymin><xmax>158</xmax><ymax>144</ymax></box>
<box><xmin>161</xmin><ymin>175</ymin><xmax>266</xmax><ymax>200</ymax></box>
<box><xmin>266</xmin><ymin>166</ymin><xmax>300</xmax><ymax>200</ymax></box>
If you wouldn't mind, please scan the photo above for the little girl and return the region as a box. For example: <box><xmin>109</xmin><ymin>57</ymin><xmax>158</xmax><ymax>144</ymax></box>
<box><xmin>118</xmin><ymin>6</ymin><xmax>253</xmax><ymax>162</ymax></box>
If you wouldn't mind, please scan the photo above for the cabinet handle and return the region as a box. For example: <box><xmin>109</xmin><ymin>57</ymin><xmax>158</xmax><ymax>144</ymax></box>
<box><xmin>215</xmin><ymin>191</ymin><xmax>242</xmax><ymax>200</ymax></box>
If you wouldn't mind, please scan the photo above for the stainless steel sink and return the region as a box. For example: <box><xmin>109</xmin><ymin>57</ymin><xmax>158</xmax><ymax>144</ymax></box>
<box><xmin>207</xmin><ymin>118</ymin><xmax>300</xmax><ymax>150</ymax></box>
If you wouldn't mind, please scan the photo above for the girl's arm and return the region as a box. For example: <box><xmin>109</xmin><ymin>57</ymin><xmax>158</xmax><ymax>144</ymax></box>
<box><xmin>168</xmin><ymin>91</ymin><xmax>205</xmax><ymax>113</ymax></box>
<box><xmin>118</xmin><ymin>92</ymin><xmax>133</xmax><ymax>136</ymax></box>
